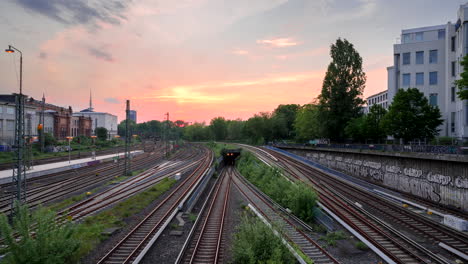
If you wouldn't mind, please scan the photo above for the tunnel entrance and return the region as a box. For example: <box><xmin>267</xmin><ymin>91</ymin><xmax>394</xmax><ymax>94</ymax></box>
<box><xmin>222</xmin><ymin>148</ymin><xmax>241</xmax><ymax>165</ymax></box>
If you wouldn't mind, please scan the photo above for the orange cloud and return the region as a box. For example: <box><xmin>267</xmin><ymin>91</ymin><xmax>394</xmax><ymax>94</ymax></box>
<box><xmin>257</xmin><ymin>38</ymin><xmax>299</xmax><ymax>47</ymax></box>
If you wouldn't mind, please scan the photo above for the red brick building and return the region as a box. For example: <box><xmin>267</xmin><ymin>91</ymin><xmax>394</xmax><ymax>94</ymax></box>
<box><xmin>27</xmin><ymin>97</ymin><xmax>92</xmax><ymax>140</ymax></box>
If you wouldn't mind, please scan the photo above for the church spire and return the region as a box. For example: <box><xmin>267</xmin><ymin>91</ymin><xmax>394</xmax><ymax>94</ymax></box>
<box><xmin>89</xmin><ymin>89</ymin><xmax>94</xmax><ymax>111</ymax></box>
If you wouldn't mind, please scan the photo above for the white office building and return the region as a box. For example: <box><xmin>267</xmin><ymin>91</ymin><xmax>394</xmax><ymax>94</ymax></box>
<box><xmin>72</xmin><ymin>94</ymin><xmax>118</xmax><ymax>138</ymax></box>
<box><xmin>387</xmin><ymin>3</ymin><xmax>468</xmax><ymax>139</ymax></box>
<box><xmin>365</xmin><ymin>90</ymin><xmax>388</xmax><ymax>113</ymax></box>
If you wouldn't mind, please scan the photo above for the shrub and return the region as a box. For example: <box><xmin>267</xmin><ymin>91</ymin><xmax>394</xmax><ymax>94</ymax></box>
<box><xmin>236</xmin><ymin>152</ymin><xmax>318</xmax><ymax>223</ymax></box>
<box><xmin>0</xmin><ymin>203</ymin><xmax>81</xmax><ymax>264</ymax></box>
<box><xmin>232</xmin><ymin>215</ymin><xmax>295</xmax><ymax>263</ymax></box>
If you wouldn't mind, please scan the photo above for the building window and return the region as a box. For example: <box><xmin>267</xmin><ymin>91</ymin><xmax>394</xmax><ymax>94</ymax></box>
<box><xmin>429</xmin><ymin>93</ymin><xmax>438</xmax><ymax>106</ymax></box>
<box><xmin>402</xmin><ymin>52</ymin><xmax>410</xmax><ymax>65</ymax></box>
<box><xmin>416</xmin><ymin>72</ymin><xmax>424</xmax><ymax>85</ymax></box>
<box><xmin>452</xmin><ymin>61</ymin><xmax>456</xmax><ymax>77</ymax></box>
<box><xmin>415</xmin><ymin>32</ymin><xmax>423</xmax><ymax>41</ymax></box>
<box><xmin>402</xmin><ymin>33</ymin><xmax>411</xmax><ymax>43</ymax></box>
<box><xmin>6</xmin><ymin>120</ymin><xmax>14</xmax><ymax>131</ymax></box>
<box><xmin>0</xmin><ymin>107</ymin><xmax>2</xmax><ymax>114</ymax></box>
<box><xmin>438</xmin><ymin>29</ymin><xmax>446</xmax><ymax>40</ymax></box>
<box><xmin>429</xmin><ymin>50</ymin><xmax>438</xmax><ymax>64</ymax></box>
<box><xmin>452</xmin><ymin>36</ymin><xmax>456</xmax><ymax>51</ymax></box>
<box><xmin>402</xmin><ymin>73</ymin><xmax>411</xmax><ymax>86</ymax></box>
<box><xmin>6</xmin><ymin>107</ymin><xmax>14</xmax><ymax>115</ymax></box>
<box><xmin>429</xmin><ymin>72</ymin><xmax>438</xmax><ymax>85</ymax></box>
<box><xmin>415</xmin><ymin>51</ymin><xmax>424</xmax><ymax>64</ymax></box>
<box><xmin>452</xmin><ymin>87</ymin><xmax>456</xmax><ymax>102</ymax></box>
<box><xmin>451</xmin><ymin>112</ymin><xmax>456</xmax><ymax>133</ymax></box>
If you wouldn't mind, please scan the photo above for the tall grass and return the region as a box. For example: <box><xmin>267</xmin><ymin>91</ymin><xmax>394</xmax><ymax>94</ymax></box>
<box><xmin>232</xmin><ymin>215</ymin><xmax>296</xmax><ymax>263</ymax></box>
<box><xmin>236</xmin><ymin>152</ymin><xmax>318</xmax><ymax>223</ymax></box>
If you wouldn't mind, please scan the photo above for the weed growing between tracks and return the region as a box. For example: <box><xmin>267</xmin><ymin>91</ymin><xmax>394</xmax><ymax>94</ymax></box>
<box><xmin>236</xmin><ymin>152</ymin><xmax>318</xmax><ymax>223</ymax></box>
<box><xmin>0</xmin><ymin>203</ymin><xmax>82</xmax><ymax>264</ymax></box>
<box><xmin>319</xmin><ymin>231</ymin><xmax>347</xmax><ymax>247</ymax></box>
<box><xmin>232</xmin><ymin>214</ymin><xmax>296</xmax><ymax>263</ymax></box>
<box><xmin>0</xmin><ymin>177</ymin><xmax>176</xmax><ymax>263</ymax></box>
<box><xmin>77</xmin><ymin>177</ymin><xmax>177</xmax><ymax>257</ymax></box>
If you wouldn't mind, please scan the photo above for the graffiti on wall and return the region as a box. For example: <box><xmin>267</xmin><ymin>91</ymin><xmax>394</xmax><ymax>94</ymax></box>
<box><xmin>303</xmin><ymin>150</ymin><xmax>467</xmax><ymax>211</ymax></box>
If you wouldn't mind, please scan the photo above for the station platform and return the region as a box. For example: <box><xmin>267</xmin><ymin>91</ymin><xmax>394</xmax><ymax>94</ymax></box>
<box><xmin>0</xmin><ymin>150</ymin><xmax>143</xmax><ymax>184</ymax></box>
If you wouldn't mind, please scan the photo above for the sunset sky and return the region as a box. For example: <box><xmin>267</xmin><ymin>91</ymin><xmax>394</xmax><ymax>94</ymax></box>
<box><xmin>0</xmin><ymin>0</ymin><xmax>465</xmax><ymax>123</ymax></box>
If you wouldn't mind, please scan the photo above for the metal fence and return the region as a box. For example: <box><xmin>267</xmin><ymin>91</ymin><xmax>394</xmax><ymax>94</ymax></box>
<box><xmin>273</xmin><ymin>143</ymin><xmax>468</xmax><ymax>155</ymax></box>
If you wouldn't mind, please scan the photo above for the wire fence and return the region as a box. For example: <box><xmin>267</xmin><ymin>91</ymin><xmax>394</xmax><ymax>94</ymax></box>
<box><xmin>273</xmin><ymin>143</ymin><xmax>468</xmax><ymax>155</ymax></box>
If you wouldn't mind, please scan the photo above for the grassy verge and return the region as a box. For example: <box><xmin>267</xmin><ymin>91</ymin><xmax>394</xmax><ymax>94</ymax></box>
<box><xmin>232</xmin><ymin>214</ymin><xmax>296</xmax><ymax>263</ymax></box>
<box><xmin>236</xmin><ymin>151</ymin><xmax>318</xmax><ymax>223</ymax></box>
<box><xmin>76</xmin><ymin>177</ymin><xmax>176</xmax><ymax>258</ymax></box>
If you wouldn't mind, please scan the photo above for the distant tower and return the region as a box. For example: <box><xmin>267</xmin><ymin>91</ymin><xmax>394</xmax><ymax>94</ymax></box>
<box><xmin>89</xmin><ymin>89</ymin><xmax>94</xmax><ymax>112</ymax></box>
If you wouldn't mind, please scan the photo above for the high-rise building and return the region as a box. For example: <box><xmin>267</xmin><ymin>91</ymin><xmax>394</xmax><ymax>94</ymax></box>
<box><xmin>387</xmin><ymin>3</ymin><xmax>468</xmax><ymax>139</ymax></box>
<box><xmin>129</xmin><ymin>110</ymin><xmax>137</xmax><ymax>123</ymax></box>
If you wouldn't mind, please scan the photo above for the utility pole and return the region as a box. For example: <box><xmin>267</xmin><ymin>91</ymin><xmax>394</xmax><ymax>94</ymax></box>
<box><xmin>5</xmin><ymin>45</ymin><xmax>26</xmax><ymax>210</ymax></box>
<box><xmin>165</xmin><ymin>112</ymin><xmax>169</xmax><ymax>158</ymax></box>
<box><xmin>124</xmin><ymin>100</ymin><xmax>131</xmax><ymax>176</ymax></box>
<box><xmin>40</xmin><ymin>93</ymin><xmax>45</xmax><ymax>153</ymax></box>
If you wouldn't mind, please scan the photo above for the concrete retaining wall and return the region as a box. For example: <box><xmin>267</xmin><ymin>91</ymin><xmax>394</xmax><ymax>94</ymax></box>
<box><xmin>281</xmin><ymin>147</ymin><xmax>468</xmax><ymax>213</ymax></box>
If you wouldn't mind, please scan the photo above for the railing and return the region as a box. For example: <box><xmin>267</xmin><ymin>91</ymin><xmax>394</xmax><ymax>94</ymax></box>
<box><xmin>273</xmin><ymin>143</ymin><xmax>468</xmax><ymax>155</ymax></box>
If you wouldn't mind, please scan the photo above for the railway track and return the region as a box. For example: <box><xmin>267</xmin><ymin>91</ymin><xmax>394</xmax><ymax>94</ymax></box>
<box><xmin>96</xmin><ymin>146</ymin><xmax>213</xmax><ymax>264</ymax></box>
<box><xmin>262</xmin><ymin>148</ymin><xmax>468</xmax><ymax>263</ymax></box>
<box><xmin>178</xmin><ymin>167</ymin><xmax>232</xmax><ymax>264</ymax></box>
<box><xmin>0</xmin><ymin>149</ymin><xmax>164</xmax><ymax>215</ymax></box>
<box><xmin>63</xmin><ymin>148</ymin><xmax>206</xmax><ymax>221</ymax></box>
<box><xmin>231</xmin><ymin>167</ymin><xmax>340</xmax><ymax>264</ymax></box>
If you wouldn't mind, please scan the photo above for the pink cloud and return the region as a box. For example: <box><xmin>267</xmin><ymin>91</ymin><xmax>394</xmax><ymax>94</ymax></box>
<box><xmin>257</xmin><ymin>38</ymin><xmax>300</xmax><ymax>47</ymax></box>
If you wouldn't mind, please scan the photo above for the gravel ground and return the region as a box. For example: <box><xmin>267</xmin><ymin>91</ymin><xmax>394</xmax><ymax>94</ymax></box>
<box><xmin>81</xmin><ymin>166</ymin><xmax>195</xmax><ymax>264</ymax></box>
<box><xmin>139</xmin><ymin>169</ymin><xmax>220</xmax><ymax>264</ymax></box>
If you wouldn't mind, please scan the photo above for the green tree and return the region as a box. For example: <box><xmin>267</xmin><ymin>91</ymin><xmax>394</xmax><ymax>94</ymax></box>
<box><xmin>344</xmin><ymin>115</ymin><xmax>367</xmax><ymax>142</ymax></box>
<box><xmin>454</xmin><ymin>55</ymin><xmax>468</xmax><ymax>100</ymax></box>
<box><xmin>243</xmin><ymin>112</ymin><xmax>273</xmax><ymax>144</ymax></box>
<box><xmin>117</xmin><ymin>119</ymin><xmax>137</xmax><ymax>137</ymax></box>
<box><xmin>226</xmin><ymin>119</ymin><xmax>245</xmax><ymax>141</ymax></box>
<box><xmin>366</xmin><ymin>104</ymin><xmax>387</xmax><ymax>142</ymax></box>
<box><xmin>95</xmin><ymin>127</ymin><xmax>108</xmax><ymax>141</ymax></box>
<box><xmin>209</xmin><ymin>117</ymin><xmax>228</xmax><ymax>141</ymax></box>
<box><xmin>44</xmin><ymin>132</ymin><xmax>57</xmax><ymax>147</ymax></box>
<box><xmin>272</xmin><ymin>104</ymin><xmax>300</xmax><ymax>139</ymax></box>
<box><xmin>381</xmin><ymin>88</ymin><xmax>443</xmax><ymax>143</ymax></box>
<box><xmin>183</xmin><ymin>122</ymin><xmax>212</xmax><ymax>141</ymax></box>
<box><xmin>294</xmin><ymin>104</ymin><xmax>321</xmax><ymax>141</ymax></box>
<box><xmin>0</xmin><ymin>203</ymin><xmax>81</xmax><ymax>264</ymax></box>
<box><xmin>318</xmin><ymin>38</ymin><xmax>366</xmax><ymax>141</ymax></box>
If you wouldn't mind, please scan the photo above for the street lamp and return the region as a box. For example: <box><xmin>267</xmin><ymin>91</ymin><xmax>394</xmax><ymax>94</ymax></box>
<box><xmin>91</xmin><ymin>135</ymin><xmax>97</xmax><ymax>160</ymax></box>
<box><xmin>66</xmin><ymin>136</ymin><xmax>73</xmax><ymax>163</ymax></box>
<box><xmin>5</xmin><ymin>44</ymin><xmax>26</xmax><ymax>208</ymax></box>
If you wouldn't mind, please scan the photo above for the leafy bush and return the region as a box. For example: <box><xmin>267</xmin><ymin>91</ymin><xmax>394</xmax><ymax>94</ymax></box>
<box><xmin>237</xmin><ymin>152</ymin><xmax>318</xmax><ymax>223</ymax></box>
<box><xmin>0</xmin><ymin>203</ymin><xmax>81</xmax><ymax>264</ymax></box>
<box><xmin>232</xmin><ymin>215</ymin><xmax>295</xmax><ymax>263</ymax></box>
